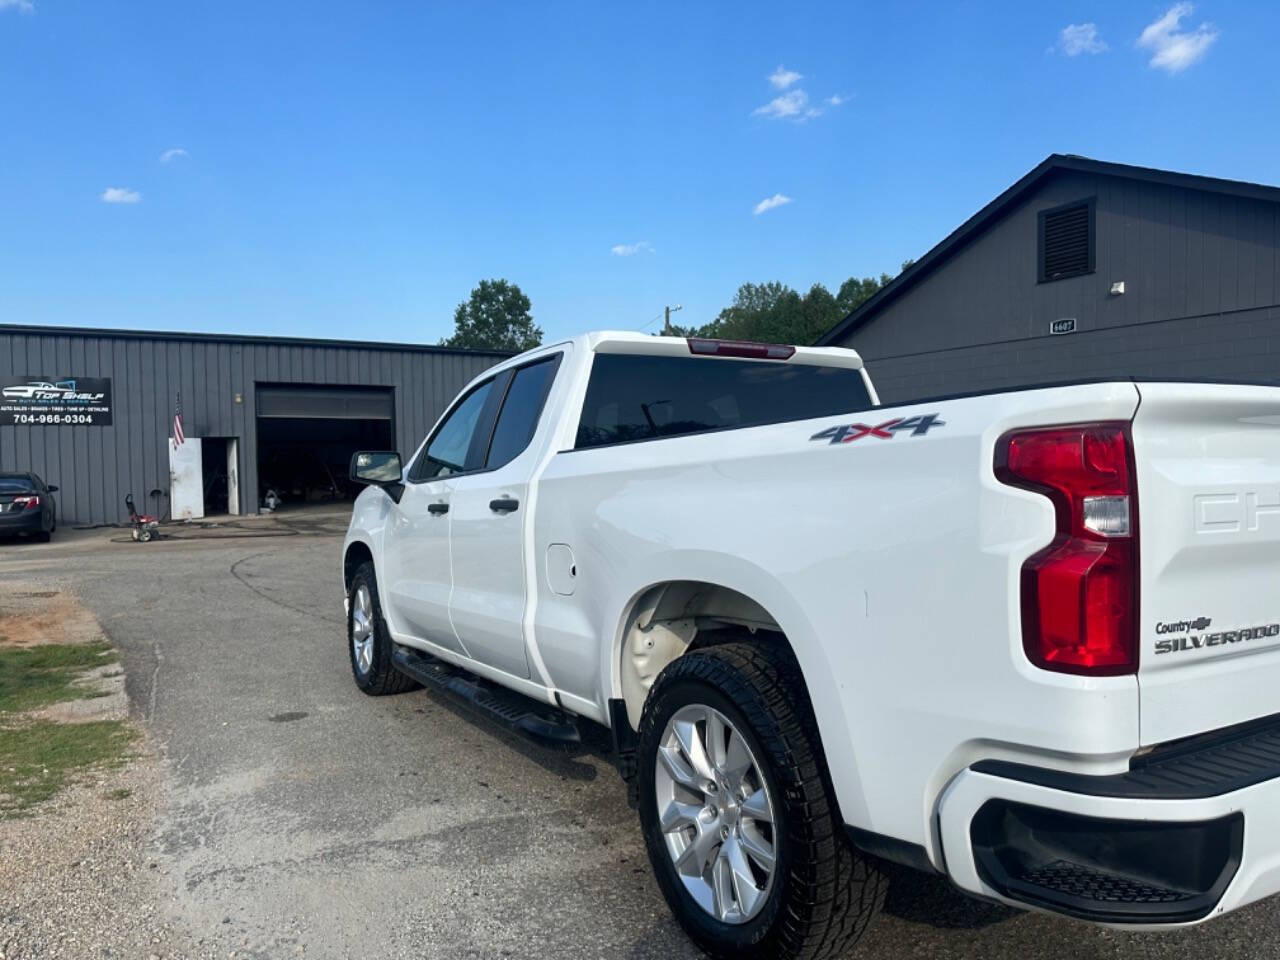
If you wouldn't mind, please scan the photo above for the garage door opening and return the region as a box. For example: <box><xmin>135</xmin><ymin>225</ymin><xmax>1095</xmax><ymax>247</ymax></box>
<box><xmin>256</xmin><ymin>386</ymin><xmax>394</xmax><ymax>510</ymax></box>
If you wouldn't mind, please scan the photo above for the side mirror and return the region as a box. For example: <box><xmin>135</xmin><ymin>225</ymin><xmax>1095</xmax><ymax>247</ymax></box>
<box><xmin>350</xmin><ymin>451</ymin><xmax>404</xmax><ymax>502</ymax></box>
<box><xmin>46</xmin><ymin>484</ymin><xmax>59</xmax><ymax>493</ymax></box>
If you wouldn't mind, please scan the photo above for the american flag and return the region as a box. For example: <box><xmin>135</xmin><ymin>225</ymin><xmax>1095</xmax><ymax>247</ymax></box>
<box><xmin>173</xmin><ymin>392</ymin><xmax>185</xmax><ymax>446</ymax></box>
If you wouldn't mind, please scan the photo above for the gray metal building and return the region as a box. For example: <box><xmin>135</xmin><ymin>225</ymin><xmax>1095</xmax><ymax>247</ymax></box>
<box><xmin>0</xmin><ymin>324</ymin><xmax>506</xmax><ymax>526</ymax></box>
<box><xmin>819</xmin><ymin>155</ymin><xmax>1280</xmax><ymax>403</ymax></box>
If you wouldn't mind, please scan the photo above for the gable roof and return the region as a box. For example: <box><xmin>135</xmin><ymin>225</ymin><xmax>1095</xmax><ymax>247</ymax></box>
<box><xmin>817</xmin><ymin>153</ymin><xmax>1280</xmax><ymax>346</ymax></box>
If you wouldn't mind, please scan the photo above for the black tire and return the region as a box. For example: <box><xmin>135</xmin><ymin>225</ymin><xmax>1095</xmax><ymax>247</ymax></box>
<box><xmin>637</xmin><ymin>641</ymin><xmax>885</xmax><ymax>960</ymax></box>
<box><xmin>34</xmin><ymin>529</ymin><xmax>51</xmax><ymax>543</ymax></box>
<box><xmin>347</xmin><ymin>562</ymin><xmax>416</xmax><ymax>696</ymax></box>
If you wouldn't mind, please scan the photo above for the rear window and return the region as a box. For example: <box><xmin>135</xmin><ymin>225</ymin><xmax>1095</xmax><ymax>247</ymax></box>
<box><xmin>575</xmin><ymin>353</ymin><xmax>873</xmax><ymax>449</ymax></box>
<box><xmin>0</xmin><ymin>476</ymin><xmax>35</xmax><ymax>494</ymax></box>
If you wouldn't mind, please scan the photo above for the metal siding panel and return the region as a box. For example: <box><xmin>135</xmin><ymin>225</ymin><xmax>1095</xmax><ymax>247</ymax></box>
<box><xmin>243</xmin><ymin>343</ymin><xmax>258</xmax><ymax>512</ymax></box>
<box><xmin>185</xmin><ymin>340</ymin><xmax>200</xmax><ymax>437</ymax></box>
<box><xmin>1075</xmin><ymin>175</ymin><xmax>1098</xmax><ymax>333</ymax></box>
<box><xmin>1149</xmin><ymin>184</ymin><xmax>1172</xmax><ymax>327</ymax></box>
<box><xmin>1186</xmin><ymin>190</ymin><xmax>1206</xmax><ymax>317</ymax></box>
<box><xmin>301</xmin><ymin>344</ymin><xmax>316</xmax><ymax>383</ymax></box>
<box><xmin>1170</xmin><ymin>187</ymin><xmax>1188</xmax><ymax>318</ymax></box>
<box><xmin>232</xmin><ymin>343</ymin><xmax>247</xmax><ymax>513</ymax></box>
<box><xmin>1221</xmin><ymin>195</ymin><xmax>1240</xmax><ymax>313</ymax></box>
<box><xmin>1274</xmin><ymin>206</ymin><xmax>1280</xmax><ymax>310</ymax></box>
<box><xmin>1137</xmin><ymin>182</ymin><xmax>1157</xmax><ymax>327</ymax></box>
<box><xmin>1268</xmin><ymin>203</ymin><xmax>1280</xmax><ymax>307</ymax></box>
<box><xmin>1204</xmin><ymin>192</ymin><xmax>1223</xmax><ymax>313</ymax></box>
<box><xmin>53</xmin><ymin>336</ymin><xmax>74</xmax><ymax>519</ymax></box>
<box><xmin>217</xmin><ymin>342</ymin><xmax>231</xmax><ymax>436</ymax></box>
<box><xmin>94</xmin><ymin>337</ymin><xmax>114</xmax><ymax>524</ymax></box>
<box><xmin>140</xmin><ymin>340</ymin><xmax>159</xmax><ymax>514</ymax></box>
<box><xmin>71</xmin><ymin>335</ymin><xmax>92</xmax><ymax>522</ymax></box>
<box><xmin>1121</xmin><ymin>180</ymin><xmax>1139</xmax><ymax>328</ymax></box>
<box><xmin>12</xmin><ymin>338</ymin><xmax>30</xmax><ymax>475</ymax></box>
<box><xmin>123</xmin><ymin>339</ymin><xmax>140</xmax><ymax>520</ymax></box>
<box><xmin>113</xmin><ymin>339</ymin><xmax>129</xmax><ymax>523</ymax></box>
<box><xmin>28</xmin><ymin>337</ymin><xmax>46</xmax><ymax>495</ymax></box>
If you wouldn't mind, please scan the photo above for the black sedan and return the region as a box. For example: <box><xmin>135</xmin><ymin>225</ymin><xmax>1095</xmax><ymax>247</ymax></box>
<box><xmin>0</xmin><ymin>472</ymin><xmax>58</xmax><ymax>542</ymax></box>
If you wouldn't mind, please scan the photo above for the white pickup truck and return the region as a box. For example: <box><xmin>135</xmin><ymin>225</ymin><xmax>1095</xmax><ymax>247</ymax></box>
<box><xmin>342</xmin><ymin>331</ymin><xmax>1280</xmax><ymax>959</ymax></box>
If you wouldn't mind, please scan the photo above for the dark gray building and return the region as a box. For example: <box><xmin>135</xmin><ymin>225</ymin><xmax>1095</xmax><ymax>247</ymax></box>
<box><xmin>819</xmin><ymin>155</ymin><xmax>1280</xmax><ymax>403</ymax></box>
<box><xmin>0</xmin><ymin>324</ymin><xmax>506</xmax><ymax>526</ymax></box>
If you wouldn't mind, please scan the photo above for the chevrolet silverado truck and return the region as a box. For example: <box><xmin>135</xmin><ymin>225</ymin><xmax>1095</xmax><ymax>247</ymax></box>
<box><xmin>342</xmin><ymin>331</ymin><xmax>1280</xmax><ymax>959</ymax></box>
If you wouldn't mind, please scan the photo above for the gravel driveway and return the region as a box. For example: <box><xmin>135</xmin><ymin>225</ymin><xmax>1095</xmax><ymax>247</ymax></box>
<box><xmin>0</xmin><ymin>509</ymin><xmax>1274</xmax><ymax>959</ymax></box>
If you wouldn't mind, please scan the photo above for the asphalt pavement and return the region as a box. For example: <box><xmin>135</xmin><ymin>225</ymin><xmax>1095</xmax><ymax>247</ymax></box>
<box><xmin>0</xmin><ymin>509</ymin><xmax>1274</xmax><ymax>959</ymax></box>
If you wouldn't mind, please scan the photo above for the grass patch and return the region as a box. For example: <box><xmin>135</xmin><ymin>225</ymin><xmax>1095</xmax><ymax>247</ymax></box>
<box><xmin>0</xmin><ymin>641</ymin><xmax>118</xmax><ymax>714</ymax></box>
<box><xmin>0</xmin><ymin>720</ymin><xmax>136</xmax><ymax>816</ymax></box>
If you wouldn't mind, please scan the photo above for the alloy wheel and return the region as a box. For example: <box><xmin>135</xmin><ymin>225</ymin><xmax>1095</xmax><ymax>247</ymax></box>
<box><xmin>653</xmin><ymin>703</ymin><xmax>778</xmax><ymax>924</ymax></box>
<box><xmin>351</xmin><ymin>583</ymin><xmax>374</xmax><ymax>675</ymax></box>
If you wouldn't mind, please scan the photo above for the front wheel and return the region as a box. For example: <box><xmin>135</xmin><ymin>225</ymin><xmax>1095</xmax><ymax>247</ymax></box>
<box><xmin>637</xmin><ymin>642</ymin><xmax>885</xmax><ymax>959</ymax></box>
<box><xmin>347</xmin><ymin>562</ymin><xmax>416</xmax><ymax>695</ymax></box>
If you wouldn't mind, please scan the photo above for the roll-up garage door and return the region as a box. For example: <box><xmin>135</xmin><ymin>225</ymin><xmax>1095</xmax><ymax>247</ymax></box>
<box><xmin>256</xmin><ymin>386</ymin><xmax>393</xmax><ymax>420</ymax></box>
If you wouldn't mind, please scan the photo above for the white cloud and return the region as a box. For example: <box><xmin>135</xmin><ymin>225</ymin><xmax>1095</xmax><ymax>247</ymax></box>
<box><xmin>159</xmin><ymin>147</ymin><xmax>189</xmax><ymax>163</ymax></box>
<box><xmin>0</xmin><ymin>0</ymin><xmax>35</xmax><ymax>12</ymax></box>
<box><xmin>754</xmin><ymin>88</ymin><xmax>810</xmax><ymax>119</ymax></box>
<box><xmin>610</xmin><ymin>241</ymin><xmax>654</xmax><ymax>257</ymax></box>
<box><xmin>769</xmin><ymin>66</ymin><xmax>802</xmax><ymax>90</ymax></box>
<box><xmin>1137</xmin><ymin>3</ymin><xmax>1218</xmax><ymax>73</ymax></box>
<box><xmin>753</xmin><ymin>193</ymin><xmax>792</xmax><ymax>216</ymax></box>
<box><xmin>754</xmin><ymin>69</ymin><xmax>846</xmax><ymax>121</ymax></box>
<box><xmin>1059</xmin><ymin>22</ymin><xmax>1107</xmax><ymax>55</ymax></box>
<box><xmin>100</xmin><ymin>187</ymin><xmax>141</xmax><ymax>204</ymax></box>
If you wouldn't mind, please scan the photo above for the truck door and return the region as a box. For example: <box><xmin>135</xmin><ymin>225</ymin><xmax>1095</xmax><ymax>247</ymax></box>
<box><xmin>382</xmin><ymin>376</ymin><xmax>498</xmax><ymax>657</ymax></box>
<box><xmin>447</xmin><ymin>353</ymin><xmax>562</xmax><ymax>680</ymax></box>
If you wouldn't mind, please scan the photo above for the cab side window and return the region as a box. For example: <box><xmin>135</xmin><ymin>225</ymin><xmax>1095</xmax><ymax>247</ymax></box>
<box><xmin>411</xmin><ymin>379</ymin><xmax>495</xmax><ymax>481</ymax></box>
<box><xmin>484</xmin><ymin>356</ymin><xmax>560</xmax><ymax>469</ymax></box>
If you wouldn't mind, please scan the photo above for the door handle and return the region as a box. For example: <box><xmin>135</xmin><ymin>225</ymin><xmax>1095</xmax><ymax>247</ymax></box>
<box><xmin>427</xmin><ymin>502</ymin><xmax>449</xmax><ymax>515</ymax></box>
<box><xmin>489</xmin><ymin>497</ymin><xmax>519</xmax><ymax>514</ymax></box>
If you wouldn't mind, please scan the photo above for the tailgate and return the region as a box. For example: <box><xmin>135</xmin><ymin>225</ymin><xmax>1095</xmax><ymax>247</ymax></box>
<box><xmin>1134</xmin><ymin>382</ymin><xmax>1280</xmax><ymax>745</ymax></box>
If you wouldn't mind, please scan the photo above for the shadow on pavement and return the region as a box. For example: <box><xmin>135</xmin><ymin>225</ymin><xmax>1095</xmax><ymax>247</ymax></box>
<box><xmin>879</xmin><ymin>861</ymin><xmax>1017</xmax><ymax>930</ymax></box>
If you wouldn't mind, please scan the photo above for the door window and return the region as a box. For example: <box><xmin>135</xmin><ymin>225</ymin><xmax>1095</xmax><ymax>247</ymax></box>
<box><xmin>411</xmin><ymin>379</ymin><xmax>495</xmax><ymax>481</ymax></box>
<box><xmin>485</xmin><ymin>357</ymin><xmax>560</xmax><ymax>469</ymax></box>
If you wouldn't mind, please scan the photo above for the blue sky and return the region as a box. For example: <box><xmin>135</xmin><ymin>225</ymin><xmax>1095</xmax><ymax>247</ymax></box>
<box><xmin>2</xmin><ymin>1</ymin><xmax>1277</xmax><ymax>344</ymax></box>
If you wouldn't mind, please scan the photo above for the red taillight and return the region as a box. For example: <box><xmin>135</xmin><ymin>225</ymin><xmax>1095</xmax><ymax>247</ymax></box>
<box><xmin>995</xmin><ymin>423</ymin><xmax>1138</xmax><ymax>676</ymax></box>
<box><xmin>14</xmin><ymin>495</ymin><xmax>39</xmax><ymax>511</ymax></box>
<box><xmin>686</xmin><ymin>338</ymin><xmax>796</xmax><ymax>360</ymax></box>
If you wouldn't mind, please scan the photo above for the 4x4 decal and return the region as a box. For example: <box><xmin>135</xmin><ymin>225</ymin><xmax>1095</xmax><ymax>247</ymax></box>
<box><xmin>810</xmin><ymin>413</ymin><xmax>946</xmax><ymax>445</ymax></box>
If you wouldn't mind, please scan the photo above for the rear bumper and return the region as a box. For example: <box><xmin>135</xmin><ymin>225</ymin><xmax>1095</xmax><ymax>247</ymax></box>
<box><xmin>939</xmin><ymin>715</ymin><xmax>1280</xmax><ymax>927</ymax></box>
<box><xmin>0</xmin><ymin>510</ymin><xmax>45</xmax><ymax>534</ymax></box>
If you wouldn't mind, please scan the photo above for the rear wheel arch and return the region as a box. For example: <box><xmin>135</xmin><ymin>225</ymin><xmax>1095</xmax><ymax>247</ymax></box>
<box><xmin>616</xmin><ymin>580</ymin><xmax>796</xmax><ymax>729</ymax></box>
<box><xmin>613</xmin><ymin>577</ymin><xmax>864</xmax><ymax>824</ymax></box>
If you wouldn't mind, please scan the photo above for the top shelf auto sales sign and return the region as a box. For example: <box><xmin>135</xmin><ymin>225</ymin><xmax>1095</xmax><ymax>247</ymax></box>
<box><xmin>0</xmin><ymin>376</ymin><xmax>113</xmax><ymax>426</ymax></box>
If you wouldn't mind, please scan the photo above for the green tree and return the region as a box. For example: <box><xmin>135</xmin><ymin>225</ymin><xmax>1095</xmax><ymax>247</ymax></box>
<box><xmin>835</xmin><ymin>274</ymin><xmax>889</xmax><ymax>316</ymax></box>
<box><xmin>669</xmin><ymin>260</ymin><xmax>918</xmax><ymax>346</ymax></box>
<box><xmin>441</xmin><ymin>279</ymin><xmax>542</xmax><ymax>352</ymax></box>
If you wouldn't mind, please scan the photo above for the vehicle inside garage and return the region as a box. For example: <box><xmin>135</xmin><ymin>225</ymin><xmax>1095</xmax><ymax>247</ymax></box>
<box><xmin>255</xmin><ymin>385</ymin><xmax>394</xmax><ymax>508</ymax></box>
